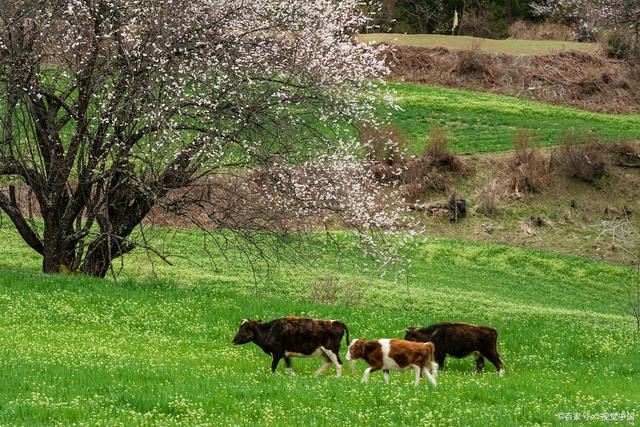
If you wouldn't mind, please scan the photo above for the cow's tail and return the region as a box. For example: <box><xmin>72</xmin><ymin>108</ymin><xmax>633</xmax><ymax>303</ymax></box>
<box><xmin>344</xmin><ymin>323</ymin><xmax>350</xmax><ymax>346</ymax></box>
<box><xmin>338</xmin><ymin>322</ymin><xmax>354</xmax><ymax>374</ymax></box>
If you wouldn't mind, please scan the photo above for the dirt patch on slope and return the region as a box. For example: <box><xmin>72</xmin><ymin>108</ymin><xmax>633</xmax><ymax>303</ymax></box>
<box><xmin>414</xmin><ymin>142</ymin><xmax>640</xmax><ymax>265</ymax></box>
<box><xmin>385</xmin><ymin>45</ymin><xmax>640</xmax><ymax>114</ymax></box>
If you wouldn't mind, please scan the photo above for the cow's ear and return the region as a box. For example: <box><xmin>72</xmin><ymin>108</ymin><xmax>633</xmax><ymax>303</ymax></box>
<box><xmin>405</xmin><ymin>327</ymin><xmax>416</xmax><ymax>333</ymax></box>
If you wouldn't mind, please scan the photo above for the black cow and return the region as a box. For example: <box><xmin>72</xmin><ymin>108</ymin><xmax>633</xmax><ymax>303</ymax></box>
<box><xmin>404</xmin><ymin>322</ymin><xmax>504</xmax><ymax>375</ymax></box>
<box><xmin>232</xmin><ymin>316</ymin><xmax>350</xmax><ymax>376</ymax></box>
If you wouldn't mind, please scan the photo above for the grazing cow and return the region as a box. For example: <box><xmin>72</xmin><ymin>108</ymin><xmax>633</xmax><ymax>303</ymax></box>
<box><xmin>404</xmin><ymin>322</ymin><xmax>504</xmax><ymax>376</ymax></box>
<box><xmin>232</xmin><ymin>317</ymin><xmax>349</xmax><ymax>376</ymax></box>
<box><xmin>345</xmin><ymin>338</ymin><xmax>438</xmax><ymax>386</ymax></box>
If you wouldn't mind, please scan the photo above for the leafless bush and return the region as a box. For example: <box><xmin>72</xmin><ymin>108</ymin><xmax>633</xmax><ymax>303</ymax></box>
<box><xmin>511</xmin><ymin>129</ymin><xmax>550</xmax><ymax>192</ymax></box>
<box><xmin>308</xmin><ymin>274</ymin><xmax>367</xmax><ymax>307</ymax></box>
<box><xmin>399</xmin><ymin>166</ymin><xmax>450</xmax><ymax>202</ymax></box>
<box><xmin>480</xmin><ymin>178</ymin><xmax>500</xmax><ymax>217</ymax></box>
<box><xmin>551</xmin><ymin>131</ymin><xmax>607</xmax><ymax>183</ymax></box>
<box><xmin>508</xmin><ymin>20</ymin><xmax>576</xmax><ymax>41</ymax></box>
<box><xmin>424</xmin><ymin>126</ymin><xmax>468</xmax><ymax>173</ymax></box>
<box><xmin>371</xmin><ymin>127</ymin><xmax>467</xmax><ymax>202</ymax></box>
<box><xmin>425</xmin><ymin>125</ymin><xmax>450</xmax><ymax>159</ymax></box>
<box><xmin>455</xmin><ymin>43</ymin><xmax>495</xmax><ymax>83</ymax></box>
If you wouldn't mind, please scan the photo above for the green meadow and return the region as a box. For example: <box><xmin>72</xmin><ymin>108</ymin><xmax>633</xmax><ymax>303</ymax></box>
<box><xmin>0</xmin><ymin>218</ymin><xmax>638</xmax><ymax>425</ymax></box>
<box><xmin>389</xmin><ymin>83</ymin><xmax>640</xmax><ymax>153</ymax></box>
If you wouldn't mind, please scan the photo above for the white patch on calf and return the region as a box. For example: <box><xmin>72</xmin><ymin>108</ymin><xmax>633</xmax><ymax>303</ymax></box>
<box><xmin>361</xmin><ymin>367</ymin><xmax>372</xmax><ymax>383</ymax></box>
<box><xmin>379</xmin><ymin>339</ymin><xmax>407</xmax><ymax>372</ymax></box>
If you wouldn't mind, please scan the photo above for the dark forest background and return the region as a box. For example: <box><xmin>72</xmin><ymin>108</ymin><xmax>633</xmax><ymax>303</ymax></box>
<box><xmin>363</xmin><ymin>0</ymin><xmax>541</xmax><ymax>39</ymax></box>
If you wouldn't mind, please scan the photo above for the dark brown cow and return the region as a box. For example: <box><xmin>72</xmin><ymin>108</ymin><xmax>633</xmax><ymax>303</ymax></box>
<box><xmin>404</xmin><ymin>322</ymin><xmax>504</xmax><ymax>376</ymax></box>
<box><xmin>232</xmin><ymin>317</ymin><xmax>349</xmax><ymax>376</ymax></box>
<box><xmin>345</xmin><ymin>338</ymin><xmax>438</xmax><ymax>385</ymax></box>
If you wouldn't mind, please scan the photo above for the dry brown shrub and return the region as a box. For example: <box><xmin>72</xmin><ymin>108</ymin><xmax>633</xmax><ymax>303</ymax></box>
<box><xmin>400</xmin><ymin>181</ymin><xmax>428</xmax><ymax>202</ymax></box>
<box><xmin>551</xmin><ymin>130</ymin><xmax>607</xmax><ymax>183</ymax></box>
<box><xmin>308</xmin><ymin>274</ymin><xmax>367</xmax><ymax>307</ymax></box>
<box><xmin>371</xmin><ymin>127</ymin><xmax>468</xmax><ymax>202</ymax></box>
<box><xmin>511</xmin><ymin>129</ymin><xmax>550</xmax><ymax>192</ymax></box>
<box><xmin>425</xmin><ymin>126</ymin><xmax>468</xmax><ymax>173</ymax></box>
<box><xmin>508</xmin><ymin>20</ymin><xmax>576</xmax><ymax>41</ymax></box>
<box><xmin>425</xmin><ymin>125</ymin><xmax>450</xmax><ymax>158</ymax></box>
<box><xmin>479</xmin><ymin>178</ymin><xmax>500</xmax><ymax>217</ymax></box>
<box><xmin>455</xmin><ymin>43</ymin><xmax>495</xmax><ymax>83</ymax></box>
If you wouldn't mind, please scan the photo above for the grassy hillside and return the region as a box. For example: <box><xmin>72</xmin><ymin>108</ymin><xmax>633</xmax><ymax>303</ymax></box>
<box><xmin>0</xmin><ymin>219</ymin><xmax>638</xmax><ymax>425</ymax></box>
<box><xmin>390</xmin><ymin>83</ymin><xmax>640</xmax><ymax>153</ymax></box>
<box><xmin>358</xmin><ymin>33</ymin><xmax>598</xmax><ymax>55</ymax></box>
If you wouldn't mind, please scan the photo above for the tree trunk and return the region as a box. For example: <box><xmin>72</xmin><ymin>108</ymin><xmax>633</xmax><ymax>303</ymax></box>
<box><xmin>82</xmin><ymin>238</ymin><xmax>114</xmax><ymax>278</ymax></box>
<box><xmin>81</xmin><ymin>180</ymin><xmax>154</xmax><ymax>277</ymax></box>
<box><xmin>42</xmin><ymin>215</ymin><xmax>63</xmax><ymax>274</ymax></box>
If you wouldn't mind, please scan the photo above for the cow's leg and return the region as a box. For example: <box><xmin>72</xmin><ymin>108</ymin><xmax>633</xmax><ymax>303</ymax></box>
<box><xmin>321</xmin><ymin>347</ymin><xmax>343</xmax><ymax>377</ymax></box>
<box><xmin>314</xmin><ymin>354</ymin><xmax>332</xmax><ymax>376</ymax></box>
<box><xmin>383</xmin><ymin>369</ymin><xmax>390</xmax><ymax>384</ymax></box>
<box><xmin>413</xmin><ymin>365</ymin><xmax>423</xmax><ymax>386</ymax></box>
<box><xmin>431</xmin><ymin>362</ymin><xmax>439</xmax><ymax>379</ymax></box>
<box><xmin>483</xmin><ymin>350</ymin><xmax>505</xmax><ymax>376</ymax></box>
<box><xmin>271</xmin><ymin>352</ymin><xmax>283</xmax><ymax>373</ymax></box>
<box><xmin>474</xmin><ymin>352</ymin><xmax>485</xmax><ymax>373</ymax></box>
<box><xmin>284</xmin><ymin>357</ymin><xmax>295</xmax><ymax>375</ymax></box>
<box><xmin>436</xmin><ymin>351</ymin><xmax>446</xmax><ymax>370</ymax></box>
<box><xmin>422</xmin><ymin>365</ymin><xmax>437</xmax><ymax>386</ymax></box>
<box><xmin>361</xmin><ymin>366</ymin><xmax>380</xmax><ymax>383</ymax></box>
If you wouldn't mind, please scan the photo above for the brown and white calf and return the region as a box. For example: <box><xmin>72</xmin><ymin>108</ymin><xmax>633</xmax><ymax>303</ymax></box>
<box><xmin>345</xmin><ymin>338</ymin><xmax>438</xmax><ymax>386</ymax></box>
<box><xmin>404</xmin><ymin>322</ymin><xmax>505</xmax><ymax>376</ymax></box>
<box><xmin>232</xmin><ymin>317</ymin><xmax>349</xmax><ymax>376</ymax></box>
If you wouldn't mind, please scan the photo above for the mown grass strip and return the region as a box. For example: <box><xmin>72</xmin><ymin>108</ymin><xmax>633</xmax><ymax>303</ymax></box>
<box><xmin>358</xmin><ymin>33</ymin><xmax>598</xmax><ymax>56</ymax></box>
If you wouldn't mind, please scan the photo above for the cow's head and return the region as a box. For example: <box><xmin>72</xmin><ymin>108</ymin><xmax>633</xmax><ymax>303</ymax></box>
<box><xmin>404</xmin><ymin>326</ymin><xmax>428</xmax><ymax>342</ymax></box>
<box><xmin>345</xmin><ymin>338</ymin><xmax>366</xmax><ymax>372</ymax></box>
<box><xmin>232</xmin><ymin>319</ymin><xmax>261</xmax><ymax>345</ymax></box>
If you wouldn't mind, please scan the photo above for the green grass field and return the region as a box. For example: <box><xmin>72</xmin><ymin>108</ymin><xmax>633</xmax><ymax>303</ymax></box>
<box><xmin>358</xmin><ymin>33</ymin><xmax>599</xmax><ymax>55</ymax></box>
<box><xmin>0</xmin><ymin>218</ymin><xmax>638</xmax><ymax>425</ymax></box>
<box><xmin>389</xmin><ymin>83</ymin><xmax>640</xmax><ymax>153</ymax></box>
